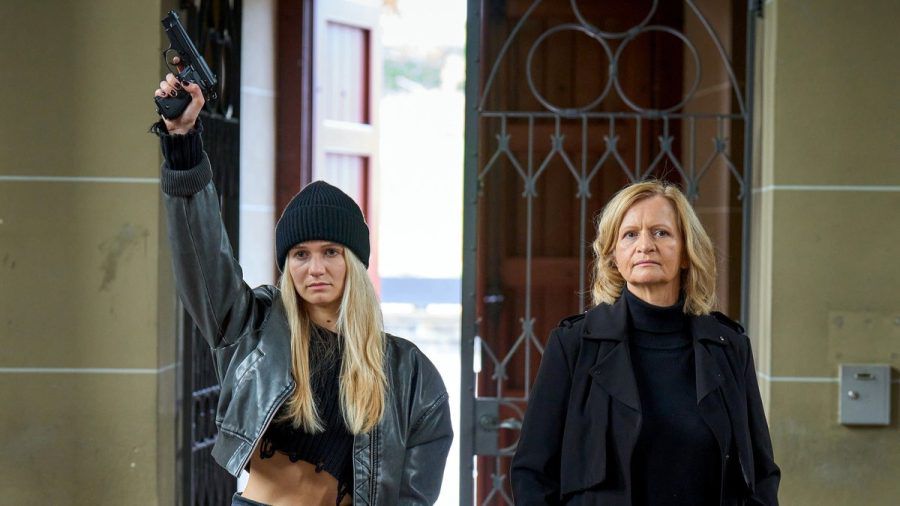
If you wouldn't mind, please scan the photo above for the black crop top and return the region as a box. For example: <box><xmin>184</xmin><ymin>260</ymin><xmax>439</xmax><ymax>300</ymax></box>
<box><xmin>258</xmin><ymin>325</ymin><xmax>354</xmax><ymax>504</ymax></box>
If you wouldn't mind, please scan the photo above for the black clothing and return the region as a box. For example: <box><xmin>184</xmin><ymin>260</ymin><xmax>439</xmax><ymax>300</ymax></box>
<box><xmin>625</xmin><ymin>289</ymin><xmax>721</xmax><ymax>506</ymax></box>
<box><xmin>231</xmin><ymin>492</ymin><xmax>270</xmax><ymax>506</ymax></box>
<box><xmin>510</xmin><ymin>294</ymin><xmax>780</xmax><ymax>506</ymax></box>
<box><xmin>158</xmin><ymin>147</ymin><xmax>453</xmax><ymax>504</ymax></box>
<box><xmin>275</xmin><ymin>180</ymin><xmax>372</xmax><ymax>270</ymax></box>
<box><xmin>258</xmin><ymin>326</ymin><xmax>354</xmax><ymax>504</ymax></box>
<box><xmin>151</xmin><ymin>118</ymin><xmax>203</xmax><ymax>170</ymax></box>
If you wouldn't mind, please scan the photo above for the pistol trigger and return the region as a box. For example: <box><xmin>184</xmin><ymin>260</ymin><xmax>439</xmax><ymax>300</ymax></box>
<box><xmin>162</xmin><ymin>49</ymin><xmax>177</xmax><ymax>74</ymax></box>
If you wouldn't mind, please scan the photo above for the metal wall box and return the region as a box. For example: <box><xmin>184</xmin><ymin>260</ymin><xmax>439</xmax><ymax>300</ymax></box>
<box><xmin>839</xmin><ymin>364</ymin><xmax>891</xmax><ymax>425</ymax></box>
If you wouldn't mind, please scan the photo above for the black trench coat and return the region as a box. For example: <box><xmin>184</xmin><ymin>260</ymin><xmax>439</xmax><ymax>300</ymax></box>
<box><xmin>510</xmin><ymin>296</ymin><xmax>780</xmax><ymax>505</ymax></box>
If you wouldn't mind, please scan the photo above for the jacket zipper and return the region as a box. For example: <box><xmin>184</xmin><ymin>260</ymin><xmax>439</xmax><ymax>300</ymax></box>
<box><xmin>236</xmin><ymin>382</ymin><xmax>294</xmax><ymax>474</ymax></box>
<box><xmin>368</xmin><ymin>427</ymin><xmax>378</xmax><ymax>504</ymax></box>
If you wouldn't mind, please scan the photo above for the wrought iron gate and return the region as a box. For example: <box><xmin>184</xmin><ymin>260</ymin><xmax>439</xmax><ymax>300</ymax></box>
<box><xmin>174</xmin><ymin>1</ymin><xmax>242</xmax><ymax>505</ymax></box>
<box><xmin>461</xmin><ymin>0</ymin><xmax>760</xmax><ymax>503</ymax></box>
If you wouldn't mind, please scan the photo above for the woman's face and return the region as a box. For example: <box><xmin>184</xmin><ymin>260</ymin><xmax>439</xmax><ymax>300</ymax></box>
<box><xmin>287</xmin><ymin>241</ymin><xmax>347</xmax><ymax>311</ymax></box>
<box><xmin>613</xmin><ymin>196</ymin><xmax>687</xmax><ymax>298</ymax></box>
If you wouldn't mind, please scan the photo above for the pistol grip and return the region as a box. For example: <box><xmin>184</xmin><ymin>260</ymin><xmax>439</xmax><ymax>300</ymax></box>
<box><xmin>154</xmin><ymin>91</ymin><xmax>193</xmax><ymax>120</ymax></box>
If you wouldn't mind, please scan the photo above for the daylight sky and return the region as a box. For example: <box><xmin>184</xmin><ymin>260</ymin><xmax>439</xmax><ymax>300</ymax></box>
<box><xmin>380</xmin><ymin>0</ymin><xmax>467</xmax><ymax>49</ymax></box>
<box><xmin>377</xmin><ymin>0</ymin><xmax>466</xmax><ymax>279</ymax></box>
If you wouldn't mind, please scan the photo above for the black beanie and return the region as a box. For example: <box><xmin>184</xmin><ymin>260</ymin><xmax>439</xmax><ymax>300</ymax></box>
<box><xmin>275</xmin><ymin>181</ymin><xmax>370</xmax><ymax>271</ymax></box>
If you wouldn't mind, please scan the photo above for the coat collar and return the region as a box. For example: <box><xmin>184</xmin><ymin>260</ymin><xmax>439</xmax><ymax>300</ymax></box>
<box><xmin>582</xmin><ymin>294</ymin><xmax>731</xmax><ymax>346</ymax></box>
<box><xmin>583</xmin><ymin>295</ymin><xmax>731</xmax><ymax>407</ymax></box>
<box><xmin>581</xmin><ymin>294</ymin><xmax>629</xmax><ymax>341</ymax></box>
<box><xmin>580</xmin><ymin>297</ymin><xmax>742</xmax><ymax>469</ymax></box>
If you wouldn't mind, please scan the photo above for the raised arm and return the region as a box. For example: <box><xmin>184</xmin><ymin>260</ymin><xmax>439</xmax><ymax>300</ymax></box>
<box><xmin>154</xmin><ymin>73</ymin><xmax>257</xmax><ymax>350</ymax></box>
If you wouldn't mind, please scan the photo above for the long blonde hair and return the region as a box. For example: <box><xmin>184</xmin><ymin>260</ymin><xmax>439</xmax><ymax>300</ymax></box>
<box><xmin>277</xmin><ymin>248</ymin><xmax>386</xmax><ymax>434</ymax></box>
<box><xmin>591</xmin><ymin>180</ymin><xmax>717</xmax><ymax>315</ymax></box>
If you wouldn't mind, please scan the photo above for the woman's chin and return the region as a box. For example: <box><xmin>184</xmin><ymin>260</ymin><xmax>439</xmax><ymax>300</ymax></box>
<box><xmin>302</xmin><ymin>294</ymin><xmax>339</xmax><ymax>307</ymax></box>
<box><xmin>628</xmin><ymin>277</ymin><xmax>664</xmax><ymax>287</ymax></box>
<box><xmin>627</xmin><ymin>278</ymin><xmax>679</xmax><ymax>292</ymax></box>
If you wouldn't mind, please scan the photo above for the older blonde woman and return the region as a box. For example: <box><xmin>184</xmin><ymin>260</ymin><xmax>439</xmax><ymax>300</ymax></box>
<box><xmin>511</xmin><ymin>181</ymin><xmax>780</xmax><ymax>506</ymax></box>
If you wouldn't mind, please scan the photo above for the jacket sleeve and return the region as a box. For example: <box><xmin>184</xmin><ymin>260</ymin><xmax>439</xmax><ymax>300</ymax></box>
<box><xmin>510</xmin><ymin>329</ymin><xmax>571</xmax><ymax>505</ymax></box>
<box><xmin>398</xmin><ymin>391</ymin><xmax>453</xmax><ymax>505</ymax></box>
<box><xmin>743</xmin><ymin>336</ymin><xmax>781</xmax><ymax>505</ymax></box>
<box><xmin>161</xmin><ymin>153</ymin><xmax>257</xmax><ymax>350</ymax></box>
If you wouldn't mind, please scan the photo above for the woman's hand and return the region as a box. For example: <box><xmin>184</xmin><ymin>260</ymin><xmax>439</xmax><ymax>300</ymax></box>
<box><xmin>154</xmin><ymin>59</ymin><xmax>205</xmax><ymax>134</ymax></box>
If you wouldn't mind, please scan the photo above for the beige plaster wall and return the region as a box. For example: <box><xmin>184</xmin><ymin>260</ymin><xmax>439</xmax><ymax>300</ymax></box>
<box><xmin>751</xmin><ymin>0</ymin><xmax>900</xmax><ymax>504</ymax></box>
<box><xmin>0</xmin><ymin>1</ymin><xmax>177</xmax><ymax>503</ymax></box>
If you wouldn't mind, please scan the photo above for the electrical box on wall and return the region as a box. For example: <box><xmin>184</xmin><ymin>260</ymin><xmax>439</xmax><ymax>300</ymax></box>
<box><xmin>839</xmin><ymin>364</ymin><xmax>891</xmax><ymax>426</ymax></box>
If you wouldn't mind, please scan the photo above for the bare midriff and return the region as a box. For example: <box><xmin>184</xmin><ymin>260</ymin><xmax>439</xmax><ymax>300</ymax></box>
<box><xmin>240</xmin><ymin>449</ymin><xmax>353</xmax><ymax>506</ymax></box>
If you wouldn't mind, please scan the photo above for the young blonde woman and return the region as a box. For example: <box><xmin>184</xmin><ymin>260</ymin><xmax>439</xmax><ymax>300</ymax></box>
<box><xmin>154</xmin><ymin>74</ymin><xmax>452</xmax><ymax>505</ymax></box>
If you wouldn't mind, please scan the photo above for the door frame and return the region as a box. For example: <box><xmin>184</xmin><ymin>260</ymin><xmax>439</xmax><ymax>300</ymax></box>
<box><xmin>459</xmin><ymin>1</ymin><xmax>761</xmax><ymax>503</ymax></box>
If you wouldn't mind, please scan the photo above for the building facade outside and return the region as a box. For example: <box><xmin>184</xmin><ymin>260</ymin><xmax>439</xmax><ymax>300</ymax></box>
<box><xmin>0</xmin><ymin>0</ymin><xmax>897</xmax><ymax>504</ymax></box>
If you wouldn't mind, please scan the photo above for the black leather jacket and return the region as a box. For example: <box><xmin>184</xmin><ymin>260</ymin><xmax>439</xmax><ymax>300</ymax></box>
<box><xmin>160</xmin><ymin>154</ymin><xmax>453</xmax><ymax>505</ymax></box>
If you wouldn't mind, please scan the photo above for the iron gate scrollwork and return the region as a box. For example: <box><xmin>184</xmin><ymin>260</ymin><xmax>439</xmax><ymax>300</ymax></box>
<box><xmin>462</xmin><ymin>0</ymin><xmax>759</xmax><ymax>504</ymax></box>
<box><xmin>174</xmin><ymin>1</ymin><xmax>241</xmax><ymax>505</ymax></box>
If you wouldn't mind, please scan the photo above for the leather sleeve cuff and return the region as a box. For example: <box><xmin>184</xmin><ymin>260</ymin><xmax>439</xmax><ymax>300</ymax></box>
<box><xmin>161</xmin><ymin>154</ymin><xmax>213</xmax><ymax>196</ymax></box>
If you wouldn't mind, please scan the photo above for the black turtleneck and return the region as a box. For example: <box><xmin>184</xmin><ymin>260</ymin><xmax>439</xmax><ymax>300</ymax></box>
<box><xmin>624</xmin><ymin>287</ymin><xmax>721</xmax><ymax>506</ymax></box>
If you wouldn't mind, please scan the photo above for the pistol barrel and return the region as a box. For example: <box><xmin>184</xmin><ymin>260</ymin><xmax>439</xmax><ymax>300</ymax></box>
<box><xmin>161</xmin><ymin>11</ymin><xmax>218</xmax><ymax>97</ymax></box>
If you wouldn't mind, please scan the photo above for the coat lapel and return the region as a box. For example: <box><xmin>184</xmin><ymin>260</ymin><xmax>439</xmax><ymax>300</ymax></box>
<box><xmin>690</xmin><ymin>314</ymin><xmax>734</xmax><ymax>456</ymax></box>
<box><xmin>580</xmin><ymin>298</ymin><xmax>752</xmax><ymax>497</ymax></box>
<box><xmin>584</xmin><ymin>297</ymin><xmax>641</xmax><ymax>412</ymax></box>
<box><xmin>691</xmin><ymin>314</ymin><xmax>726</xmax><ymax>403</ymax></box>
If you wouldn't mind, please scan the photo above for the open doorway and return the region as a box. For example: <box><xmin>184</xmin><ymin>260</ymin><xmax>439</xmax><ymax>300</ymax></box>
<box><xmin>378</xmin><ymin>1</ymin><xmax>467</xmax><ymax>504</ymax></box>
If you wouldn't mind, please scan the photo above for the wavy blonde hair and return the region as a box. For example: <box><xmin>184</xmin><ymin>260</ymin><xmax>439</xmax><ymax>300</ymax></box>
<box><xmin>277</xmin><ymin>248</ymin><xmax>386</xmax><ymax>434</ymax></box>
<box><xmin>591</xmin><ymin>180</ymin><xmax>717</xmax><ymax>315</ymax></box>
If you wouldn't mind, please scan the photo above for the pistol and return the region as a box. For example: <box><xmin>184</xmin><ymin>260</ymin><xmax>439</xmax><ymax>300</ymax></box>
<box><xmin>154</xmin><ymin>10</ymin><xmax>218</xmax><ymax>120</ymax></box>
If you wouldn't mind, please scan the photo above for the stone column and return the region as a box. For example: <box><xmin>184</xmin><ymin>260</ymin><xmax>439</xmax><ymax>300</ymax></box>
<box><xmin>0</xmin><ymin>1</ymin><xmax>178</xmax><ymax>503</ymax></box>
<box><xmin>750</xmin><ymin>1</ymin><xmax>900</xmax><ymax>503</ymax></box>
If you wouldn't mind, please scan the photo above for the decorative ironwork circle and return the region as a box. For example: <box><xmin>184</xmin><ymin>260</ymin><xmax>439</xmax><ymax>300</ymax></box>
<box><xmin>612</xmin><ymin>25</ymin><xmax>702</xmax><ymax>114</ymax></box>
<box><xmin>570</xmin><ymin>0</ymin><xmax>659</xmax><ymax>40</ymax></box>
<box><xmin>526</xmin><ymin>23</ymin><xmax>615</xmax><ymax>115</ymax></box>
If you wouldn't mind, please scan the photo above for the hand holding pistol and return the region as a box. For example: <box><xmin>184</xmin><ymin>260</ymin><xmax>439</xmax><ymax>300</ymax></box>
<box><xmin>153</xmin><ymin>10</ymin><xmax>217</xmax><ymax>133</ymax></box>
